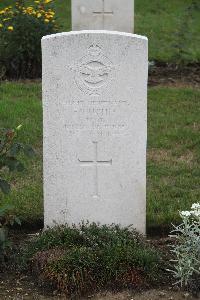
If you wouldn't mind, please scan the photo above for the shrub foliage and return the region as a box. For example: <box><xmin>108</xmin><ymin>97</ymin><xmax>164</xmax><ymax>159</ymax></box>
<box><xmin>0</xmin><ymin>0</ymin><xmax>57</xmax><ymax>79</ymax></box>
<box><xmin>0</xmin><ymin>125</ymin><xmax>35</xmax><ymax>262</ymax></box>
<box><xmin>21</xmin><ymin>223</ymin><xmax>162</xmax><ymax>296</ymax></box>
<box><xmin>0</xmin><ymin>125</ymin><xmax>35</xmax><ymax>194</ymax></box>
<box><xmin>168</xmin><ymin>203</ymin><xmax>200</xmax><ymax>293</ymax></box>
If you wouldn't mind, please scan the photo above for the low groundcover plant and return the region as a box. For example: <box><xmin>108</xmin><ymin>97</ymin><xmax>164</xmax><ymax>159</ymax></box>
<box><xmin>21</xmin><ymin>223</ymin><xmax>162</xmax><ymax>296</ymax></box>
<box><xmin>168</xmin><ymin>203</ymin><xmax>200</xmax><ymax>292</ymax></box>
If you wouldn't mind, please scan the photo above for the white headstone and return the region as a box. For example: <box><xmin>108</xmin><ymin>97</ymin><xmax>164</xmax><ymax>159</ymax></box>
<box><xmin>72</xmin><ymin>0</ymin><xmax>134</xmax><ymax>33</ymax></box>
<box><xmin>42</xmin><ymin>31</ymin><xmax>148</xmax><ymax>234</ymax></box>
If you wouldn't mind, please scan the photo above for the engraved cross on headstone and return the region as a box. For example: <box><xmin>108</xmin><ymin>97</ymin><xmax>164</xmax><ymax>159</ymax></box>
<box><xmin>78</xmin><ymin>141</ymin><xmax>112</xmax><ymax>198</ymax></box>
<box><xmin>93</xmin><ymin>0</ymin><xmax>114</xmax><ymax>28</ymax></box>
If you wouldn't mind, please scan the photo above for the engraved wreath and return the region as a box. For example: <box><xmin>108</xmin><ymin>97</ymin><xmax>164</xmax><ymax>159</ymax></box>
<box><xmin>75</xmin><ymin>45</ymin><xmax>113</xmax><ymax>96</ymax></box>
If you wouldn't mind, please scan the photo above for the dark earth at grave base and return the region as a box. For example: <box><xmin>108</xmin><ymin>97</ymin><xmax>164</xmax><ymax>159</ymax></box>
<box><xmin>0</xmin><ymin>263</ymin><xmax>199</xmax><ymax>300</ymax></box>
<box><xmin>148</xmin><ymin>63</ymin><xmax>200</xmax><ymax>89</ymax></box>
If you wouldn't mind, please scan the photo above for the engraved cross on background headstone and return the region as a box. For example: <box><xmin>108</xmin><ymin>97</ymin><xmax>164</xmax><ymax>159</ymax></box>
<box><xmin>78</xmin><ymin>141</ymin><xmax>112</xmax><ymax>198</ymax></box>
<box><xmin>93</xmin><ymin>0</ymin><xmax>114</xmax><ymax>29</ymax></box>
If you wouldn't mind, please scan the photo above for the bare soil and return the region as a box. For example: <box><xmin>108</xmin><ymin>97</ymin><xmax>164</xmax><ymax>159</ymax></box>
<box><xmin>0</xmin><ymin>271</ymin><xmax>199</xmax><ymax>300</ymax></box>
<box><xmin>94</xmin><ymin>290</ymin><xmax>199</xmax><ymax>300</ymax></box>
<box><xmin>148</xmin><ymin>63</ymin><xmax>200</xmax><ymax>89</ymax></box>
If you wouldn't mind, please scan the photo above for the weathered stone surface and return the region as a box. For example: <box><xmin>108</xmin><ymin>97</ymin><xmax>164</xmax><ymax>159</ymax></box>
<box><xmin>42</xmin><ymin>31</ymin><xmax>148</xmax><ymax>233</ymax></box>
<box><xmin>72</xmin><ymin>0</ymin><xmax>134</xmax><ymax>33</ymax></box>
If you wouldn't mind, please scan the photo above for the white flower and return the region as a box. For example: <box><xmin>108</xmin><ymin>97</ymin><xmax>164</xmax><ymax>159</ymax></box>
<box><xmin>191</xmin><ymin>203</ymin><xmax>200</xmax><ymax>210</ymax></box>
<box><xmin>191</xmin><ymin>211</ymin><xmax>200</xmax><ymax>218</ymax></box>
<box><xmin>180</xmin><ymin>211</ymin><xmax>191</xmax><ymax>218</ymax></box>
<box><xmin>190</xmin><ymin>203</ymin><xmax>200</xmax><ymax>221</ymax></box>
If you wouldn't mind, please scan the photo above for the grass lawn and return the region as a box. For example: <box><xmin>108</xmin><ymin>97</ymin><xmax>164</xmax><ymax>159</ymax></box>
<box><xmin>0</xmin><ymin>82</ymin><xmax>199</xmax><ymax>230</ymax></box>
<box><xmin>0</xmin><ymin>0</ymin><xmax>200</xmax><ymax>63</ymax></box>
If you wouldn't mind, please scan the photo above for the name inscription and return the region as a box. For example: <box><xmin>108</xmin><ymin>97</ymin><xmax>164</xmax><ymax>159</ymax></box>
<box><xmin>64</xmin><ymin>101</ymin><xmax>128</xmax><ymax>136</ymax></box>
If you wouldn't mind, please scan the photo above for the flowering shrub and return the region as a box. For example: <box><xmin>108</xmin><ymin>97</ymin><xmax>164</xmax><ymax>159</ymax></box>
<box><xmin>0</xmin><ymin>0</ymin><xmax>58</xmax><ymax>79</ymax></box>
<box><xmin>168</xmin><ymin>203</ymin><xmax>200</xmax><ymax>292</ymax></box>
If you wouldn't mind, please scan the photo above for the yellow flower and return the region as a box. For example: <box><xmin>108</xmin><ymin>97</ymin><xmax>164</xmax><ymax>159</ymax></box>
<box><xmin>7</xmin><ymin>26</ymin><xmax>13</xmax><ymax>31</ymax></box>
<box><xmin>44</xmin><ymin>18</ymin><xmax>49</xmax><ymax>23</ymax></box>
<box><xmin>45</xmin><ymin>13</ymin><xmax>53</xmax><ymax>19</ymax></box>
<box><xmin>26</xmin><ymin>6</ymin><xmax>33</xmax><ymax>14</ymax></box>
<box><xmin>0</xmin><ymin>23</ymin><xmax>3</xmax><ymax>28</ymax></box>
<box><xmin>37</xmin><ymin>12</ymin><xmax>42</xmax><ymax>18</ymax></box>
<box><xmin>34</xmin><ymin>1</ymin><xmax>40</xmax><ymax>3</ymax></box>
<box><xmin>44</xmin><ymin>0</ymin><xmax>52</xmax><ymax>3</ymax></box>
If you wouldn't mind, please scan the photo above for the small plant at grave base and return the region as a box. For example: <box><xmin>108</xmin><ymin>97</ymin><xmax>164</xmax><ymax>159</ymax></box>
<box><xmin>20</xmin><ymin>223</ymin><xmax>162</xmax><ymax>297</ymax></box>
<box><xmin>168</xmin><ymin>203</ymin><xmax>200</xmax><ymax>293</ymax></box>
<box><xmin>0</xmin><ymin>125</ymin><xmax>35</xmax><ymax>263</ymax></box>
<box><xmin>0</xmin><ymin>0</ymin><xmax>58</xmax><ymax>79</ymax></box>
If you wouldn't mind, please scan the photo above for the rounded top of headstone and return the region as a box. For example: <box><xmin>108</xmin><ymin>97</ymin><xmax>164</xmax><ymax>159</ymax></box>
<box><xmin>42</xmin><ymin>30</ymin><xmax>148</xmax><ymax>42</ymax></box>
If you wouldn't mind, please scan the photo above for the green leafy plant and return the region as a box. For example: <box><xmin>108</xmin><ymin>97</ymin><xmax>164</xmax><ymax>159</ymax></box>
<box><xmin>0</xmin><ymin>125</ymin><xmax>35</xmax><ymax>194</ymax></box>
<box><xmin>21</xmin><ymin>223</ymin><xmax>162</xmax><ymax>296</ymax></box>
<box><xmin>0</xmin><ymin>203</ymin><xmax>21</xmax><ymax>260</ymax></box>
<box><xmin>0</xmin><ymin>125</ymin><xmax>35</xmax><ymax>260</ymax></box>
<box><xmin>168</xmin><ymin>203</ymin><xmax>200</xmax><ymax>292</ymax></box>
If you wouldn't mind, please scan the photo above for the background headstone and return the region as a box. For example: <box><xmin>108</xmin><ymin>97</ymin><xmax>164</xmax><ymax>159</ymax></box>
<box><xmin>42</xmin><ymin>31</ymin><xmax>148</xmax><ymax>233</ymax></box>
<box><xmin>72</xmin><ymin>0</ymin><xmax>134</xmax><ymax>33</ymax></box>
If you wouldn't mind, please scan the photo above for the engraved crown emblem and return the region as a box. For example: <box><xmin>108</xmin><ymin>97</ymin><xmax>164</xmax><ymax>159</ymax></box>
<box><xmin>88</xmin><ymin>45</ymin><xmax>102</xmax><ymax>56</ymax></box>
<box><xmin>75</xmin><ymin>45</ymin><xmax>113</xmax><ymax>96</ymax></box>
